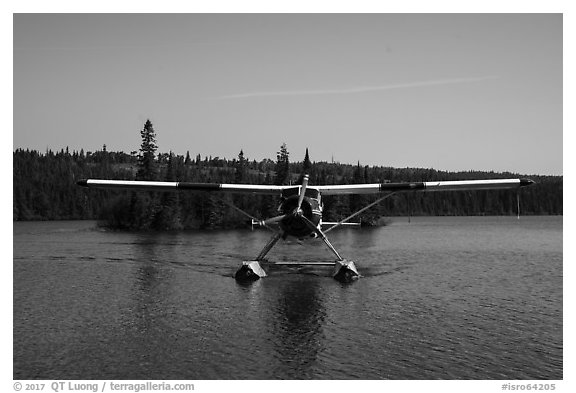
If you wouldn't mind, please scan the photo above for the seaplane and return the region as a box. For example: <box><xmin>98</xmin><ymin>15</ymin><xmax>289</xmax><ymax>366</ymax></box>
<box><xmin>77</xmin><ymin>172</ymin><xmax>535</xmax><ymax>282</ymax></box>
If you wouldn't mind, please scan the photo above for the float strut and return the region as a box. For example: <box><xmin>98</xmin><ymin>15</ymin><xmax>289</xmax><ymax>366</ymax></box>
<box><xmin>317</xmin><ymin>229</ymin><xmax>344</xmax><ymax>261</ymax></box>
<box><xmin>256</xmin><ymin>232</ymin><xmax>282</xmax><ymax>261</ymax></box>
<box><xmin>300</xmin><ymin>215</ymin><xmax>359</xmax><ymax>282</ymax></box>
<box><xmin>235</xmin><ymin>232</ymin><xmax>282</xmax><ymax>281</ymax></box>
<box><xmin>301</xmin><ymin>215</ymin><xmax>343</xmax><ymax>261</ymax></box>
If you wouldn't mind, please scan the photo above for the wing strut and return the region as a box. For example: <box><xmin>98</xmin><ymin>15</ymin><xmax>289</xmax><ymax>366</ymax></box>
<box><xmin>215</xmin><ymin>196</ymin><xmax>281</xmax><ymax>233</ymax></box>
<box><xmin>324</xmin><ymin>192</ymin><xmax>397</xmax><ymax>234</ymax></box>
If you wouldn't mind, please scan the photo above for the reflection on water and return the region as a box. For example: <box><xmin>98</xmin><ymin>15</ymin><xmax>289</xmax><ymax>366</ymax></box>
<box><xmin>269</xmin><ymin>278</ymin><xmax>326</xmax><ymax>378</ymax></box>
<box><xmin>13</xmin><ymin>217</ymin><xmax>562</xmax><ymax>379</ymax></box>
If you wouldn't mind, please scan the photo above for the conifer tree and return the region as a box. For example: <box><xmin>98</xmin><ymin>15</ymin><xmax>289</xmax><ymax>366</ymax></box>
<box><xmin>303</xmin><ymin>148</ymin><xmax>312</xmax><ymax>173</ymax></box>
<box><xmin>298</xmin><ymin>147</ymin><xmax>312</xmax><ymax>183</ymax></box>
<box><xmin>235</xmin><ymin>150</ymin><xmax>247</xmax><ymax>183</ymax></box>
<box><xmin>136</xmin><ymin>119</ymin><xmax>158</xmax><ymax>181</ymax></box>
<box><xmin>274</xmin><ymin>143</ymin><xmax>290</xmax><ymax>185</ymax></box>
<box><xmin>130</xmin><ymin>119</ymin><xmax>159</xmax><ymax>229</ymax></box>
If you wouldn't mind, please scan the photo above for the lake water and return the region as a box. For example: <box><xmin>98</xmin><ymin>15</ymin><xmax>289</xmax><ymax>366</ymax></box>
<box><xmin>13</xmin><ymin>216</ymin><xmax>562</xmax><ymax>380</ymax></box>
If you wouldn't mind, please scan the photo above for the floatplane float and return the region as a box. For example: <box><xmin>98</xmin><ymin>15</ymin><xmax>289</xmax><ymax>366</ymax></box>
<box><xmin>78</xmin><ymin>173</ymin><xmax>534</xmax><ymax>283</ymax></box>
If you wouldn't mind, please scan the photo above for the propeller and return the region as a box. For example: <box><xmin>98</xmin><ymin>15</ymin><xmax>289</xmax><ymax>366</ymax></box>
<box><xmin>259</xmin><ymin>174</ymin><xmax>310</xmax><ymax>228</ymax></box>
<box><xmin>295</xmin><ymin>174</ymin><xmax>309</xmax><ymax>215</ymax></box>
<box><xmin>261</xmin><ymin>214</ymin><xmax>289</xmax><ymax>226</ymax></box>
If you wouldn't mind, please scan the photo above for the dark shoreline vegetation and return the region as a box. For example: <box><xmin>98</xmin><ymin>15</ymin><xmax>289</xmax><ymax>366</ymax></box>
<box><xmin>13</xmin><ymin>121</ymin><xmax>562</xmax><ymax>230</ymax></box>
<box><xmin>13</xmin><ymin>147</ymin><xmax>562</xmax><ymax>230</ymax></box>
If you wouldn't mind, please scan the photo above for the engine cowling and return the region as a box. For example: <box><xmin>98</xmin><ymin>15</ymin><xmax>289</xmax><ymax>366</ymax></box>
<box><xmin>278</xmin><ymin>195</ymin><xmax>321</xmax><ymax>238</ymax></box>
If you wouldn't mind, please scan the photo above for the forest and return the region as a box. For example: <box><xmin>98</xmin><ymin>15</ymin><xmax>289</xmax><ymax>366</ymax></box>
<box><xmin>13</xmin><ymin>120</ymin><xmax>563</xmax><ymax>230</ymax></box>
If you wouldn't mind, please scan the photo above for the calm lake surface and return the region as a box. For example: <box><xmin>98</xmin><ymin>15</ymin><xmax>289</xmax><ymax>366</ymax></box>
<box><xmin>13</xmin><ymin>216</ymin><xmax>562</xmax><ymax>380</ymax></box>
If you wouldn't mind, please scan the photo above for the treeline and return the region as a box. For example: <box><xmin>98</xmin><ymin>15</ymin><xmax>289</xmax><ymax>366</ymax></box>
<box><xmin>13</xmin><ymin>147</ymin><xmax>562</xmax><ymax>229</ymax></box>
<box><xmin>13</xmin><ymin>119</ymin><xmax>562</xmax><ymax>229</ymax></box>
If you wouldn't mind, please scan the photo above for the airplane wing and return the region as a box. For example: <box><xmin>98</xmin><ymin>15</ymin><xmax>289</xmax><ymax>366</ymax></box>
<box><xmin>315</xmin><ymin>178</ymin><xmax>535</xmax><ymax>195</ymax></box>
<box><xmin>78</xmin><ymin>178</ymin><xmax>534</xmax><ymax>196</ymax></box>
<box><xmin>77</xmin><ymin>179</ymin><xmax>287</xmax><ymax>195</ymax></box>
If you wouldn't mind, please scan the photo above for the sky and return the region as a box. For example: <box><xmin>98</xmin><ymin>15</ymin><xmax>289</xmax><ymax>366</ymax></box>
<box><xmin>13</xmin><ymin>13</ymin><xmax>563</xmax><ymax>175</ymax></box>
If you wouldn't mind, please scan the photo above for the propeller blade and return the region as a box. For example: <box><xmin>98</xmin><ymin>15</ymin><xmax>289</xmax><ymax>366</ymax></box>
<box><xmin>262</xmin><ymin>214</ymin><xmax>288</xmax><ymax>226</ymax></box>
<box><xmin>296</xmin><ymin>174</ymin><xmax>309</xmax><ymax>212</ymax></box>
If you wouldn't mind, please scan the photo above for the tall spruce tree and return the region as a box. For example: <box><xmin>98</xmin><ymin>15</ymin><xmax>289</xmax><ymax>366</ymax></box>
<box><xmin>235</xmin><ymin>149</ymin><xmax>247</xmax><ymax>183</ymax></box>
<box><xmin>130</xmin><ymin>119</ymin><xmax>159</xmax><ymax>229</ymax></box>
<box><xmin>298</xmin><ymin>147</ymin><xmax>312</xmax><ymax>183</ymax></box>
<box><xmin>303</xmin><ymin>148</ymin><xmax>312</xmax><ymax>173</ymax></box>
<box><xmin>274</xmin><ymin>143</ymin><xmax>290</xmax><ymax>185</ymax></box>
<box><xmin>136</xmin><ymin>119</ymin><xmax>158</xmax><ymax>181</ymax></box>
